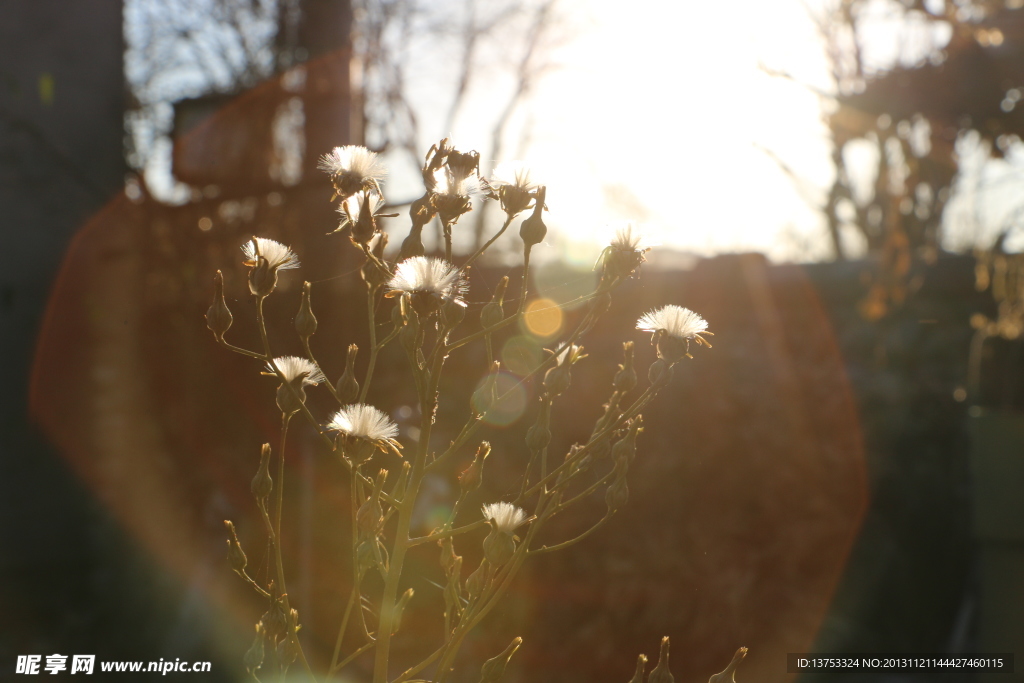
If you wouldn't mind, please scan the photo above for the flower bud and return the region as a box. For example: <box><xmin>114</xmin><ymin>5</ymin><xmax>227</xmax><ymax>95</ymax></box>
<box><xmin>278</xmin><ymin>632</ymin><xmax>299</xmax><ymax>668</ymax></box>
<box><xmin>400</xmin><ymin>208</ymin><xmax>428</xmax><ymax>261</ymax></box>
<box><xmin>466</xmin><ymin>558</ymin><xmax>490</xmax><ymax>600</ymax></box>
<box><xmin>206</xmin><ymin>270</ymin><xmax>233</xmax><ymax>340</ymax></box>
<box><xmin>519</xmin><ymin>186</ymin><xmax>547</xmax><ymax>248</ymax></box>
<box><xmin>356</xmin><ymin>469</ymin><xmax>388</xmax><ymax>536</ymax></box>
<box><xmin>627</xmin><ymin>654</ymin><xmax>647</xmax><ymax>683</ymax></box>
<box><xmin>613</xmin><ymin>341</ymin><xmax>637</xmax><ymax>393</ymax></box>
<box><xmin>482</xmin><ymin>528</ymin><xmax>516</xmax><ymax>566</ymax></box>
<box><xmin>249</xmin><ymin>256</ymin><xmax>278</xmax><ymax>297</ymax></box>
<box><xmin>648</xmin><ymin>358</ymin><xmax>672</xmax><ymax>388</ymax></box>
<box><xmin>263</xmin><ymin>589</ymin><xmax>289</xmax><ymax>640</ymax></box>
<box><xmin>441</xmin><ymin>296</ymin><xmax>467</xmax><ymax>330</ymax></box>
<box><xmin>345</xmin><ymin>435</ymin><xmax>377</xmax><ymax>465</ymax></box>
<box><xmin>276</xmin><ymin>380</ymin><xmax>306</xmax><ymax>416</ymax></box>
<box><xmin>336</xmin><ymin>344</ymin><xmax>360</xmax><ymax>403</ymax></box>
<box><xmin>708</xmin><ymin>647</ymin><xmax>748</xmax><ymax>683</ymax></box>
<box><xmin>459</xmin><ymin>442</ymin><xmax>491</xmax><ymax>494</ymax></box>
<box><xmin>647</xmin><ymin>637</ymin><xmax>674</xmax><ymax>683</ymax></box>
<box><xmin>655</xmin><ymin>331</ymin><xmax>690</xmax><ymax>364</ymax></box>
<box><xmin>224</xmin><ymin>520</ymin><xmax>247</xmax><ymax>577</ymax></box>
<box><xmin>391</xmin><ymin>587</ymin><xmax>414</xmax><ymax>634</ymax></box>
<box><xmin>350</xmin><ymin>192</ymin><xmax>378</xmax><ymax>245</ymax></box>
<box><xmin>392</xmin><ymin>461</ymin><xmax>412</xmax><ymax>503</ymax></box>
<box><xmin>480</xmin><ymin>277</ymin><xmax>508</xmax><ymax>330</ymax></box>
<box><xmin>525</xmin><ymin>397</ymin><xmax>551</xmax><ymax>452</ymax></box>
<box><xmin>605</xmin><ymin>473</ymin><xmax>629</xmax><ymax>513</ymax></box>
<box><xmin>543</xmin><ymin>362</ymin><xmax>571</xmax><ymax>397</ymax></box>
<box><xmin>479</xmin><ymin>636</ymin><xmax>523</xmax><ymax>683</ymax></box>
<box><xmin>295</xmin><ymin>281</ymin><xmax>317</xmax><ymax>340</ymax></box>
<box><xmin>611</xmin><ymin>419</ymin><xmax>642</xmax><ymax>466</ymax></box>
<box><xmin>251</xmin><ymin>443</ymin><xmax>273</xmax><ymax>502</ymax></box>
<box><xmin>243</xmin><ymin>623</ymin><xmax>266</xmax><ymax>675</ymax></box>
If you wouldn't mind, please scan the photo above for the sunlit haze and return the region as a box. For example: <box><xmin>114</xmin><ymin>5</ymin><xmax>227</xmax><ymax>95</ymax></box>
<box><xmin>424</xmin><ymin>0</ymin><xmax>840</xmax><ymax>263</ymax></box>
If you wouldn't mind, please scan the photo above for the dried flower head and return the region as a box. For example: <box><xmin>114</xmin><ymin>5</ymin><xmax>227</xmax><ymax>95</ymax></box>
<box><xmin>637</xmin><ymin>305</ymin><xmax>713</xmax><ymax>361</ymax></box>
<box><xmin>269</xmin><ymin>356</ymin><xmax>326</xmax><ymax>385</ymax></box>
<box><xmin>327</xmin><ymin>404</ymin><xmax>401</xmax><ymax>461</ymax></box>
<box><xmin>430</xmin><ymin>167</ymin><xmax>479</xmax><ymax>224</ymax></box>
<box><xmin>318</xmin><ymin>145</ymin><xmax>386</xmax><ymax>199</ymax></box>
<box><xmin>487</xmin><ymin>161</ymin><xmax>538</xmax><ymax>217</ymax></box>
<box><xmin>242</xmin><ymin>237</ymin><xmax>300</xmax><ymax>297</ymax></box>
<box><xmin>481</xmin><ymin>502</ymin><xmax>528</xmax><ymax>533</ymax></box>
<box><xmin>610</xmin><ymin>223</ymin><xmax>654</xmax><ymax>252</ymax></box>
<box><xmin>598</xmin><ymin>223</ymin><xmax>654</xmax><ymax>282</ymax></box>
<box><xmin>423</xmin><ymin>138</ymin><xmax>480</xmax><ymax>184</ymax></box>
<box><xmin>337</xmin><ymin>191</ymin><xmax>389</xmax><ymax>244</ymax></box>
<box><xmin>386</xmin><ymin>256</ymin><xmax>467</xmax><ymax>311</ymax></box>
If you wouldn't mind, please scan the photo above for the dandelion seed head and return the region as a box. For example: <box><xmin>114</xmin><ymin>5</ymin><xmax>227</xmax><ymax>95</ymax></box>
<box><xmin>481</xmin><ymin>502</ymin><xmax>528</xmax><ymax>533</ymax></box>
<box><xmin>327</xmin><ymin>404</ymin><xmax>400</xmax><ymax>442</ymax></box>
<box><xmin>387</xmin><ymin>256</ymin><xmax>466</xmax><ymax>303</ymax></box>
<box><xmin>270</xmin><ymin>356</ymin><xmax>326</xmax><ymax>385</ymax></box>
<box><xmin>318</xmin><ymin>145</ymin><xmax>387</xmax><ymax>182</ymax></box>
<box><xmin>242</xmin><ymin>237</ymin><xmax>300</xmax><ymax>270</ymax></box>
<box><xmin>636</xmin><ymin>305</ymin><xmax>709</xmax><ymax>340</ymax></box>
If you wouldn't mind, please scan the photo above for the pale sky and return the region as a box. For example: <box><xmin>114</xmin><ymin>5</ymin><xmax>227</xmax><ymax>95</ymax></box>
<box><xmin>521</xmin><ymin>0</ymin><xmax>838</xmax><ymax>263</ymax></box>
<box><xmin>382</xmin><ymin>0</ymin><xmax>842</xmax><ymax>264</ymax></box>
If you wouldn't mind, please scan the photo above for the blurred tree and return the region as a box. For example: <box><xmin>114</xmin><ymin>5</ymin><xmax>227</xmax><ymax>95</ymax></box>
<box><xmin>770</xmin><ymin>1</ymin><xmax>1024</xmax><ymax>267</ymax></box>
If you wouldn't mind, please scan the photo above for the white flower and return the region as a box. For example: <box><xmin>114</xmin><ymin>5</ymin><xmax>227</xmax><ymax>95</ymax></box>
<box><xmin>242</xmin><ymin>237</ymin><xmax>300</xmax><ymax>271</ymax></box>
<box><xmin>327</xmin><ymin>404</ymin><xmax>400</xmax><ymax>443</ymax></box>
<box><xmin>318</xmin><ymin>145</ymin><xmax>386</xmax><ymax>198</ymax></box>
<box><xmin>318</xmin><ymin>145</ymin><xmax>386</xmax><ymax>182</ymax></box>
<box><xmin>387</xmin><ymin>256</ymin><xmax>467</xmax><ymax>306</ymax></box>
<box><xmin>636</xmin><ymin>305</ymin><xmax>709</xmax><ymax>340</ymax></box>
<box><xmin>268</xmin><ymin>356</ymin><xmax>326</xmax><ymax>385</ymax></box>
<box><xmin>482</xmin><ymin>502</ymin><xmax>528</xmax><ymax>533</ymax></box>
<box><xmin>487</xmin><ymin>161</ymin><xmax>539</xmax><ymax>217</ymax></box>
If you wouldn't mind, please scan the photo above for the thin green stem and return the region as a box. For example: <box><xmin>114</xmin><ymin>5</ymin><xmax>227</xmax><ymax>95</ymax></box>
<box><xmin>328</xmin><ymin>585</ymin><xmax>360</xmax><ymax>676</ymax></box>
<box><xmin>275</xmin><ymin>413</ymin><xmax>290</xmax><ymax>540</ymax></box>
<box><xmin>462</xmin><ymin>214</ymin><xmax>514</xmax><ymax>270</ymax></box>
<box><xmin>334</xmin><ymin>641</ymin><xmax>375</xmax><ymax>675</ymax></box>
<box><xmin>407</xmin><ymin>519</ymin><xmax>487</xmax><ymax>547</ymax></box>
<box><xmin>530</xmin><ymin>513</ymin><xmax>612</xmax><ymax>556</ymax></box>
<box><xmin>359</xmin><ymin>288</ymin><xmax>380</xmax><ymax>403</ymax></box>
<box><xmin>303</xmin><ymin>337</ymin><xmax>343</xmax><ymax>406</ymax></box>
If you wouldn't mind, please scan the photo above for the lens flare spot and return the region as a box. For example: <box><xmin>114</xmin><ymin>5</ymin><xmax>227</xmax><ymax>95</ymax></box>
<box><xmin>523</xmin><ymin>298</ymin><xmax>563</xmax><ymax>338</ymax></box>
<box><xmin>502</xmin><ymin>335</ymin><xmax>544</xmax><ymax>377</ymax></box>
<box><xmin>472</xmin><ymin>372</ymin><xmax>528</xmax><ymax>427</ymax></box>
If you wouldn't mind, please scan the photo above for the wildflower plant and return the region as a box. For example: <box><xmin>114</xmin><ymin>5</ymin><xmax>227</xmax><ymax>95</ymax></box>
<box><xmin>206</xmin><ymin>140</ymin><xmax>742</xmax><ymax>682</ymax></box>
